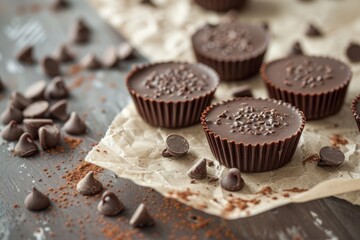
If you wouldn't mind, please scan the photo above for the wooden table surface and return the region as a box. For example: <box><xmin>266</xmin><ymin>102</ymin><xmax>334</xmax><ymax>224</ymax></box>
<box><xmin>0</xmin><ymin>0</ymin><xmax>359</xmax><ymax>239</ymax></box>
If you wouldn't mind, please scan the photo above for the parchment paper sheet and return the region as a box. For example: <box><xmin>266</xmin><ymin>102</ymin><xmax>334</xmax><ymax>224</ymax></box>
<box><xmin>86</xmin><ymin>0</ymin><xmax>360</xmax><ymax>218</ymax></box>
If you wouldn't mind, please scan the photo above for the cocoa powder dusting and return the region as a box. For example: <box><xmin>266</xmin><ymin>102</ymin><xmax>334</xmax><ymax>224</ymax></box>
<box><xmin>64</xmin><ymin>136</ymin><xmax>83</xmax><ymax>149</ymax></box>
<box><xmin>302</xmin><ymin>154</ymin><xmax>320</xmax><ymax>165</ymax></box>
<box><xmin>330</xmin><ymin>134</ymin><xmax>348</xmax><ymax>148</ymax></box>
<box><xmin>283</xmin><ymin>187</ymin><xmax>308</xmax><ymax>193</ymax></box>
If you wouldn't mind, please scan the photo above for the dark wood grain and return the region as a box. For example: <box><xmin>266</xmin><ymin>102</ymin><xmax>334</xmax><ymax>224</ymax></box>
<box><xmin>0</xmin><ymin>0</ymin><xmax>359</xmax><ymax>239</ymax></box>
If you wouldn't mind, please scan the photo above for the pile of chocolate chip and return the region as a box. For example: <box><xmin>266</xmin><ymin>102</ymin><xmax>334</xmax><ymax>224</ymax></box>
<box><xmin>0</xmin><ymin>77</ymin><xmax>87</xmax><ymax>157</ymax></box>
<box><xmin>24</xmin><ymin>172</ymin><xmax>155</xmax><ymax>228</ymax></box>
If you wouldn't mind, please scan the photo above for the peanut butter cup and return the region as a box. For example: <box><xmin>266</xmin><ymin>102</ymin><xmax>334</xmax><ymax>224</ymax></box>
<box><xmin>194</xmin><ymin>0</ymin><xmax>247</xmax><ymax>12</ymax></box>
<box><xmin>192</xmin><ymin>22</ymin><xmax>269</xmax><ymax>81</ymax></box>
<box><xmin>351</xmin><ymin>95</ymin><xmax>360</xmax><ymax>133</ymax></box>
<box><xmin>261</xmin><ymin>56</ymin><xmax>352</xmax><ymax>120</ymax></box>
<box><xmin>126</xmin><ymin>62</ymin><xmax>219</xmax><ymax>128</ymax></box>
<box><xmin>201</xmin><ymin>98</ymin><xmax>305</xmax><ymax>172</ymax></box>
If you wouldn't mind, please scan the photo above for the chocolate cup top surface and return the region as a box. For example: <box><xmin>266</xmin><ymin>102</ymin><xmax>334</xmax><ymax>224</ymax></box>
<box><xmin>261</xmin><ymin>55</ymin><xmax>352</xmax><ymax>95</ymax></box>
<box><xmin>126</xmin><ymin>62</ymin><xmax>219</xmax><ymax>103</ymax></box>
<box><xmin>201</xmin><ymin>98</ymin><xmax>306</xmax><ymax>145</ymax></box>
<box><xmin>191</xmin><ymin>22</ymin><xmax>269</xmax><ymax>62</ymax></box>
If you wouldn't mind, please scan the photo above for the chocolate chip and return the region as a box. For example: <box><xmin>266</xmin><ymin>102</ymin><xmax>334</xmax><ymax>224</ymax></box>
<box><xmin>318</xmin><ymin>146</ymin><xmax>345</xmax><ymax>167</ymax></box>
<box><xmin>129</xmin><ymin>203</ymin><xmax>155</xmax><ymax>228</ymax></box>
<box><xmin>54</xmin><ymin>44</ymin><xmax>75</xmax><ymax>63</ymax></box>
<box><xmin>188</xmin><ymin>158</ymin><xmax>207</xmax><ymax>180</ymax></box>
<box><xmin>305</xmin><ymin>23</ymin><xmax>322</xmax><ymax>37</ymax></box>
<box><xmin>41</xmin><ymin>56</ymin><xmax>61</xmax><ymax>77</ymax></box>
<box><xmin>118</xmin><ymin>43</ymin><xmax>133</xmax><ymax>60</ymax></box>
<box><xmin>161</xmin><ymin>148</ymin><xmax>173</xmax><ymax>157</ymax></box>
<box><xmin>260</xmin><ymin>21</ymin><xmax>269</xmax><ymax>31</ymax></box>
<box><xmin>23</xmin><ymin>101</ymin><xmax>49</xmax><ymax>118</ymax></box>
<box><xmin>39</xmin><ymin>125</ymin><xmax>60</xmax><ymax>150</ymax></box>
<box><xmin>1</xmin><ymin>105</ymin><xmax>23</xmax><ymax>124</ymax></box>
<box><xmin>0</xmin><ymin>76</ymin><xmax>5</xmax><ymax>92</ymax></box>
<box><xmin>220</xmin><ymin>168</ymin><xmax>245</xmax><ymax>192</ymax></box>
<box><xmin>346</xmin><ymin>42</ymin><xmax>360</xmax><ymax>63</ymax></box>
<box><xmin>76</xmin><ymin>171</ymin><xmax>103</xmax><ymax>195</ymax></box>
<box><xmin>63</xmin><ymin>112</ymin><xmax>87</xmax><ymax>135</ymax></box>
<box><xmin>24</xmin><ymin>80</ymin><xmax>47</xmax><ymax>100</ymax></box>
<box><xmin>289</xmin><ymin>41</ymin><xmax>304</xmax><ymax>56</ymax></box>
<box><xmin>10</xmin><ymin>91</ymin><xmax>32</xmax><ymax>110</ymax></box>
<box><xmin>102</xmin><ymin>47</ymin><xmax>119</xmax><ymax>68</ymax></box>
<box><xmin>14</xmin><ymin>132</ymin><xmax>38</xmax><ymax>157</ymax></box>
<box><xmin>97</xmin><ymin>191</ymin><xmax>124</xmax><ymax>216</ymax></box>
<box><xmin>81</xmin><ymin>53</ymin><xmax>102</xmax><ymax>69</ymax></box>
<box><xmin>140</xmin><ymin>0</ymin><xmax>156</xmax><ymax>7</ymax></box>
<box><xmin>232</xmin><ymin>85</ymin><xmax>253</xmax><ymax>98</ymax></box>
<box><xmin>165</xmin><ymin>134</ymin><xmax>189</xmax><ymax>157</ymax></box>
<box><xmin>1</xmin><ymin>120</ymin><xmax>24</xmax><ymax>141</ymax></box>
<box><xmin>49</xmin><ymin>99</ymin><xmax>69</xmax><ymax>121</ymax></box>
<box><xmin>44</xmin><ymin>76</ymin><xmax>69</xmax><ymax>99</ymax></box>
<box><xmin>50</xmin><ymin>0</ymin><xmax>70</xmax><ymax>11</ymax></box>
<box><xmin>24</xmin><ymin>187</ymin><xmax>50</xmax><ymax>211</ymax></box>
<box><xmin>70</xmin><ymin>18</ymin><xmax>91</xmax><ymax>44</ymax></box>
<box><xmin>16</xmin><ymin>45</ymin><xmax>35</xmax><ymax>64</ymax></box>
<box><xmin>23</xmin><ymin>118</ymin><xmax>53</xmax><ymax>139</ymax></box>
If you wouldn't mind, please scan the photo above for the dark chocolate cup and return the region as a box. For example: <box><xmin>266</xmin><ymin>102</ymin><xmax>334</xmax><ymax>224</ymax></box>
<box><xmin>351</xmin><ymin>95</ymin><xmax>360</xmax><ymax>133</ymax></box>
<box><xmin>191</xmin><ymin>28</ymin><xmax>268</xmax><ymax>82</ymax></box>
<box><xmin>261</xmin><ymin>57</ymin><xmax>351</xmax><ymax>120</ymax></box>
<box><xmin>126</xmin><ymin>62</ymin><xmax>219</xmax><ymax>129</ymax></box>
<box><xmin>194</xmin><ymin>0</ymin><xmax>247</xmax><ymax>12</ymax></box>
<box><xmin>201</xmin><ymin>98</ymin><xmax>306</xmax><ymax>173</ymax></box>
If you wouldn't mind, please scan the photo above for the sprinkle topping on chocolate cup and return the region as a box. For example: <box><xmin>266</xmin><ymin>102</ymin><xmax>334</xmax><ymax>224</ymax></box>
<box><xmin>203</xmin><ymin>98</ymin><xmax>304</xmax><ymax>145</ymax></box>
<box><xmin>262</xmin><ymin>56</ymin><xmax>351</xmax><ymax>94</ymax></box>
<box><xmin>192</xmin><ymin>23</ymin><xmax>268</xmax><ymax>61</ymax></box>
<box><xmin>127</xmin><ymin>62</ymin><xmax>219</xmax><ymax>102</ymax></box>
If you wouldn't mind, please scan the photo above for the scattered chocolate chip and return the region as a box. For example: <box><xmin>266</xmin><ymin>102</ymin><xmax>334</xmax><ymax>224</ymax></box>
<box><xmin>102</xmin><ymin>47</ymin><xmax>119</xmax><ymax>68</ymax></box>
<box><xmin>24</xmin><ymin>80</ymin><xmax>47</xmax><ymax>100</ymax></box>
<box><xmin>306</xmin><ymin>23</ymin><xmax>322</xmax><ymax>37</ymax></box>
<box><xmin>71</xmin><ymin>18</ymin><xmax>91</xmax><ymax>44</ymax></box>
<box><xmin>24</xmin><ymin>187</ymin><xmax>50</xmax><ymax>211</ymax></box>
<box><xmin>318</xmin><ymin>146</ymin><xmax>345</xmax><ymax>167</ymax></box>
<box><xmin>63</xmin><ymin>112</ymin><xmax>87</xmax><ymax>135</ymax></box>
<box><xmin>1</xmin><ymin>105</ymin><xmax>23</xmax><ymax>124</ymax></box>
<box><xmin>97</xmin><ymin>191</ymin><xmax>124</xmax><ymax>216</ymax></box>
<box><xmin>76</xmin><ymin>171</ymin><xmax>103</xmax><ymax>195</ymax></box>
<box><xmin>81</xmin><ymin>53</ymin><xmax>102</xmax><ymax>69</ymax></box>
<box><xmin>232</xmin><ymin>85</ymin><xmax>253</xmax><ymax>98</ymax></box>
<box><xmin>14</xmin><ymin>132</ymin><xmax>38</xmax><ymax>157</ymax></box>
<box><xmin>23</xmin><ymin>101</ymin><xmax>49</xmax><ymax>118</ymax></box>
<box><xmin>289</xmin><ymin>41</ymin><xmax>304</xmax><ymax>56</ymax></box>
<box><xmin>260</xmin><ymin>21</ymin><xmax>269</xmax><ymax>31</ymax></box>
<box><xmin>39</xmin><ymin>125</ymin><xmax>60</xmax><ymax>150</ymax></box>
<box><xmin>54</xmin><ymin>44</ymin><xmax>75</xmax><ymax>63</ymax></box>
<box><xmin>41</xmin><ymin>56</ymin><xmax>61</xmax><ymax>77</ymax></box>
<box><xmin>129</xmin><ymin>203</ymin><xmax>155</xmax><ymax>228</ymax></box>
<box><xmin>165</xmin><ymin>134</ymin><xmax>189</xmax><ymax>157</ymax></box>
<box><xmin>161</xmin><ymin>148</ymin><xmax>173</xmax><ymax>157</ymax></box>
<box><xmin>23</xmin><ymin>118</ymin><xmax>53</xmax><ymax>139</ymax></box>
<box><xmin>16</xmin><ymin>45</ymin><xmax>35</xmax><ymax>64</ymax></box>
<box><xmin>10</xmin><ymin>91</ymin><xmax>32</xmax><ymax>110</ymax></box>
<box><xmin>49</xmin><ymin>99</ymin><xmax>69</xmax><ymax>121</ymax></box>
<box><xmin>1</xmin><ymin>120</ymin><xmax>24</xmax><ymax>141</ymax></box>
<box><xmin>346</xmin><ymin>42</ymin><xmax>360</xmax><ymax>63</ymax></box>
<box><xmin>188</xmin><ymin>158</ymin><xmax>207</xmax><ymax>180</ymax></box>
<box><xmin>220</xmin><ymin>168</ymin><xmax>245</xmax><ymax>192</ymax></box>
<box><xmin>50</xmin><ymin>0</ymin><xmax>70</xmax><ymax>11</ymax></box>
<box><xmin>118</xmin><ymin>43</ymin><xmax>134</xmax><ymax>60</ymax></box>
<box><xmin>44</xmin><ymin>76</ymin><xmax>69</xmax><ymax>99</ymax></box>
